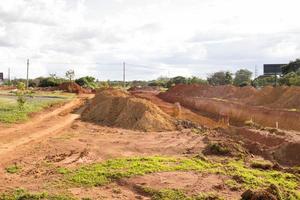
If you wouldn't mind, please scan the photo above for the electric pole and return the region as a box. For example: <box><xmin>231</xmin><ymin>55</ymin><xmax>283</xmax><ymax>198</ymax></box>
<box><xmin>26</xmin><ymin>59</ymin><xmax>29</xmax><ymax>89</ymax></box>
<box><xmin>255</xmin><ymin>65</ymin><xmax>258</xmax><ymax>79</ymax></box>
<box><xmin>8</xmin><ymin>67</ymin><xmax>10</xmax><ymax>84</ymax></box>
<box><xmin>123</xmin><ymin>62</ymin><xmax>126</xmax><ymax>88</ymax></box>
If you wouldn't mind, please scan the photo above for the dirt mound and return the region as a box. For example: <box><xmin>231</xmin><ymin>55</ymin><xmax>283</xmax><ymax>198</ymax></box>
<box><xmin>128</xmin><ymin>86</ymin><xmax>160</xmax><ymax>92</ymax></box>
<box><xmin>241</xmin><ymin>189</ymin><xmax>277</xmax><ymax>200</ymax></box>
<box><xmin>82</xmin><ymin>89</ymin><xmax>176</xmax><ymax>132</ymax></box>
<box><xmin>58</xmin><ymin>82</ymin><xmax>87</xmax><ymax>93</ymax></box>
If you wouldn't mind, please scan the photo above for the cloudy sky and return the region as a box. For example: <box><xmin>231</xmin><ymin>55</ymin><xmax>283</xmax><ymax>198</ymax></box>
<box><xmin>0</xmin><ymin>0</ymin><xmax>300</xmax><ymax>80</ymax></box>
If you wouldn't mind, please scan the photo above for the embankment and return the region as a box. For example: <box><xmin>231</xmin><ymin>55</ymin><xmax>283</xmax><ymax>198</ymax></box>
<box><xmin>159</xmin><ymin>84</ymin><xmax>300</xmax><ymax>131</ymax></box>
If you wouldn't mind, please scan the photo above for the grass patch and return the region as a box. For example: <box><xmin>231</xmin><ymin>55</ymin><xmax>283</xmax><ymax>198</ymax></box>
<box><xmin>0</xmin><ymin>189</ymin><xmax>76</xmax><ymax>200</ymax></box>
<box><xmin>60</xmin><ymin>156</ymin><xmax>299</xmax><ymax>199</ymax></box>
<box><xmin>250</xmin><ymin>160</ymin><xmax>273</xmax><ymax>170</ymax></box>
<box><xmin>5</xmin><ymin>165</ymin><xmax>22</xmax><ymax>174</ymax></box>
<box><xmin>63</xmin><ymin>156</ymin><xmax>213</xmax><ymax>186</ymax></box>
<box><xmin>140</xmin><ymin>188</ymin><xmax>223</xmax><ymax>200</ymax></box>
<box><xmin>0</xmin><ymin>95</ymin><xmax>72</xmax><ymax>123</ymax></box>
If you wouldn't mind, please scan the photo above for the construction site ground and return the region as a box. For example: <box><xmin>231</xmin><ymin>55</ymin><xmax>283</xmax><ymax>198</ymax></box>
<box><xmin>0</xmin><ymin>88</ymin><xmax>299</xmax><ymax>200</ymax></box>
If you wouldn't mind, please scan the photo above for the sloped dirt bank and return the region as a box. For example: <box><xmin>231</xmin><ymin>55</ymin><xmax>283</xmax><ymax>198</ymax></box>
<box><xmin>227</xmin><ymin>127</ymin><xmax>300</xmax><ymax>166</ymax></box>
<box><xmin>82</xmin><ymin>89</ymin><xmax>176</xmax><ymax>132</ymax></box>
<box><xmin>162</xmin><ymin>84</ymin><xmax>300</xmax><ymax>110</ymax></box>
<box><xmin>159</xmin><ymin>85</ymin><xmax>300</xmax><ymax>131</ymax></box>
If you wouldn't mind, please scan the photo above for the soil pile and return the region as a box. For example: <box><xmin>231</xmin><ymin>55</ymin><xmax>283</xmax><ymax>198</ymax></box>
<box><xmin>82</xmin><ymin>89</ymin><xmax>176</xmax><ymax>132</ymax></box>
<box><xmin>128</xmin><ymin>86</ymin><xmax>160</xmax><ymax>92</ymax></box>
<box><xmin>58</xmin><ymin>82</ymin><xmax>87</xmax><ymax>93</ymax></box>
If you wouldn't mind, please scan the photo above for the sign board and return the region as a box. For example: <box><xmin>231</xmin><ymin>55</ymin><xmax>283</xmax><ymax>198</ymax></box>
<box><xmin>263</xmin><ymin>64</ymin><xmax>285</xmax><ymax>75</ymax></box>
<box><xmin>0</xmin><ymin>72</ymin><xmax>3</xmax><ymax>81</ymax></box>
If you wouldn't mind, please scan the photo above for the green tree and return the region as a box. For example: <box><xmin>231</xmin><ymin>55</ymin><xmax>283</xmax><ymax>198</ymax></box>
<box><xmin>166</xmin><ymin>76</ymin><xmax>187</xmax><ymax>88</ymax></box>
<box><xmin>282</xmin><ymin>59</ymin><xmax>300</xmax><ymax>75</ymax></box>
<box><xmin>187</xmin><ymin>76</ymin><xmax>208</xmax><ymax>85</ymax></box>
<box><xmin>207</xmin><ymin>71</ymin><xmax>233</xmax><ymax>85</ymax></box>
<box><xmin>234</xmin><ymin>69</ymin><xmax>253</xmax><ymax>86</ymax></box>
<box><xmin>279</xmin><ymin>72</ymin><xmax>300</xmax><ymax>86</ymax></box>
<box><xmin>252</xmin><ymin>76</ymin><xmax>276</xmax><ymax>87</ymax></box>
<box><xmin>75</xmin><ymin>76</ymin><xmax>98</xmax><ymax>89</ymax></box>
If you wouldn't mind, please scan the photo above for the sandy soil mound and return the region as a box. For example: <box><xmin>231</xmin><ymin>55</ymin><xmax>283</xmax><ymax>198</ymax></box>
<box><xmin>82</xmin><ymin>89</ymin><xmax>176</xmax><ymax>132</ymax></box>
<box><xmin>58</xmin><ymin>82</ymin><xmax>88</xmax><ymax>93</ymax></box>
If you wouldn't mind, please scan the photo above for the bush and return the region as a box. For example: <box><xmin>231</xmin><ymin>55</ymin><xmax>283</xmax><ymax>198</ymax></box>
<box><xmin>75</xmin><ymin>76</ymin><xmax>98</xmax><ymax>89</ymax></box>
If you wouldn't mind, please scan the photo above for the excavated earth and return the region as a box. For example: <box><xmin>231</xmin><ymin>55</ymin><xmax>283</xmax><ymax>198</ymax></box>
<box><xmin>0</xmin><ymin>87</ymin><xmax>299</xmax><ymax>200</ymax></box>
<box><xmin>159</xmin><ymin>84</ymin><xmax>300</xmax><ymax>131</ymax></box>
<box><xmin>81</xmin><ymin>88</ymin><xmax>176</xmax><ymax>132</ymax></box>
<box><xmin>132</xmin><ymin>87</ymin><xmax>300</xmax><ymax>166</ymax></box>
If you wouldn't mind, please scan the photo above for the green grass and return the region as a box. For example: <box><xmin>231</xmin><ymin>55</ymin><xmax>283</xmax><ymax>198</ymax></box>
<box><xmin>0</xmin><ymin>93</ymin><xmax>74</xmax><ymax>123</ymax></box>
<box><xmin>0</xmin><ymin>189</ymin><xmax>75</xmax><ymax>200</ymax></box>
<box><xmin>5</xmin><ymin>165</ymin><xmax>22</xmax><ymax>174</ymax></box>
<box><xmin>141</xmin><ymin>188</ymin><xmax>223</xmax><ymax>200</ymax></box>
<box><xmin>60</xmin><ymin>156</ymin><xmax>299</xmax><ymax>199</ymax></box>
<box><xmin>60</xmin><ymin>156</ymin><xmax>213</xmax><ymax>187</ymax></box>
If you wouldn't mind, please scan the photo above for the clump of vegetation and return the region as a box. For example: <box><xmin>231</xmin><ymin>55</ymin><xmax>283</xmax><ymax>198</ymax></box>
<box><xmin>0</xmin><ymin>189</ymin><xmax>75</xmax><ymax>200</ymax></box>
<box><xmin>250</xmin><ymin>160</ymin><xmax>273</xmax><ymax>170</ymax></box>
<box><xmin>225</xmin><ymin>179</ymin><xmax>242</xmax><ymax>191</ymax></box>
<box><xmin>203</xmin><ymin>143</ymin><xmax>231</xmax><ymax>156</ymax></box>
<box><xmin>140</xmin><ymin>187</ymin><xmax>223</xmax><ymax>200</ymax></box>
<box><xmin>16</xmin><ymin>82</ymin><xmax>27</xmax><ymax>109</ymax></box>
<box><xmin>5</xmin><ymin>165</ymin><xmax>22</xmax><ymax>174</ymax></box>
<box><xmin>75</xmin><ymin>76</ymin><xmax>98</xmax><ymax>89</ymax></box>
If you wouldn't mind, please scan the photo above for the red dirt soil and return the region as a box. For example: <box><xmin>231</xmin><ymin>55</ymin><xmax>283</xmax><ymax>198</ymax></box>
<box><xmin>160</xmin><ymin>84</ymin><xmax>300</xmax><ymax>110</ymax></box>
<box><xmin>130</xmin><ymin>90</ymin><xmax>220</xmax><ymax>129</ymax></box>
<box><xmin>82</xmin><ymin>88</ymin><xmax>176</xmax><ymax>132</ymax></box>
<box><xmin>159</xmin><ymin>84</ymin><xmax>300</xmax><ymax>131</ymax></box>
<box><xmin>58</xmin><ymin>82</ymin><xmax>89</xmax><ymax>94</ymax></box>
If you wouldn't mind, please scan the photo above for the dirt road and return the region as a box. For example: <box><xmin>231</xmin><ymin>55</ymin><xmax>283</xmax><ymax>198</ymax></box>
<box><xmin>0</xmin><ymin>95</ymin><xmax>92</xmax><ymax>156</ymax></box>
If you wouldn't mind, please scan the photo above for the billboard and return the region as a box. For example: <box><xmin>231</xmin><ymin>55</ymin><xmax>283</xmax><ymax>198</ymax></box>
<box><xmin>263</xmin><ymin>64</ymin><xmax>286</xmax><ymax>75</ymax></box>
<box><xmin>0</xmin><ymin>72</ymin><xmax>3</xmax><ymax>81</ymax></box>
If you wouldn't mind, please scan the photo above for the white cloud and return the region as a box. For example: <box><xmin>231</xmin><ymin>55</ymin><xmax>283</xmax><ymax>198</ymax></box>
<box><xmin>0</xmin><ymin>0</ymin><xmax>300</xmax><ymax>80</ymax></box>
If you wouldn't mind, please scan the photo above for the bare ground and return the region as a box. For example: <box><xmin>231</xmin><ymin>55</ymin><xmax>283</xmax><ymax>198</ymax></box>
<box><xmin>0</xmin><ymin>91</ymin><xmax>298</xmax><ymax>199</ymax></box>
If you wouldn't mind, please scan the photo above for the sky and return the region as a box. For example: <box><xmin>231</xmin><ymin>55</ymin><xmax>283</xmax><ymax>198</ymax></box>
<box><xmin>0</xmin><ymin>0</ymin><xmax>300</xmax><ymax>81</ymax></box>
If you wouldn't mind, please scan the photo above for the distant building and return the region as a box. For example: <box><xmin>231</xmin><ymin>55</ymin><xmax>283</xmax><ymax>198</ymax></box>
<box><xmin>263</xmin><ymin>64</ymin><xmax>286</xmax><ymax>76</ymax></box>
<box><xmin>0</xmin><ymin>72</ymin><xmax>3</xmax><ymax>85</ymax></box>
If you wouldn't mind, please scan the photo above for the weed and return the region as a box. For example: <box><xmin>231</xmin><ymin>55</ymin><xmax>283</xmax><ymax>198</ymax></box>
<box><xmin>204</xmin><ymin>143</ymin><xmax>230</xmax><ymax>155</ymax></box>
<box><xmin>0</xmin><ymin>189</ymin><xmax>76</xmax><ymax>200</ymax></box>
<box><xmin>57</xmin><ymin>167</ymin><xmax>71</xmax><ymax>175</ymax></box>
<box><xmin>140</xmin><ymin>187</ymin><xmax>223</xmax><ymax>200</ymax></box>
<box><xmin>250</xmin><ymin>160</ymin><xmax>273</xmax><ymax>170</ymax></box>
<box><xmin>5</xmin><ymin>165</ymin><xmax>22</xmax><ymax>174</ymax></box>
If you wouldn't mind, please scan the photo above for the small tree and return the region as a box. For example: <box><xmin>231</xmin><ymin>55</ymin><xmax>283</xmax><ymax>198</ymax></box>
<box><xmin>207</xmin><ymin>71</ymin><xmax>233</xmax><ymax>85</ymax></box>
<box><xmin>16</xmin><ymin>82</ymin><xmax>27</xmax><ymax>109</ymax></box>
<box><xmin>65</xmin><ymin>70</ymin><xmax>75</xmax><ymax>82</ymax></box>
<box><xmin>234</xmin><ymin>69</ymin><xmax>253</xmax><ymax>86</ymax></box>
<box><xmin>75</xmin><ymin>76</ymin><xmax>98</xmax><ymax>89</ymax></box>
<box><xmin>282</xmin><ymin>59</ymin><xmax>300</xmax><ymax>75</ymax></box>
<box><xmin>166</xmin><ymin>76</ymin><xmax>187</xmax><ymax>88</ymax></box>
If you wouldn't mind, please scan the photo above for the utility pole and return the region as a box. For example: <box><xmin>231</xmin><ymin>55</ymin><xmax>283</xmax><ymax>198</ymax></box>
<box><xmin>255</xmin><ymin>65</ymin><xmax>258</xmax><ymax>79</ymax></box>
<box><xmin>26</xmin><ymin>59</ymin><xmax>29</xmax><ymax>89</ymax></box>
<box><xmin>8</xmin><ymin>67</ymin><xmax>10</xmax><ymax>84</ymax></box>
<box><xmin>123</xmin><ymin>62</ymin><xmax>126</xmax><ymax>88</ymax></box>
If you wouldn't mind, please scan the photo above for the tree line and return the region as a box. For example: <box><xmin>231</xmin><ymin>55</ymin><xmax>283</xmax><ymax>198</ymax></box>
<box><xmin>2</xmin><ymin>58</ymin><xmax>300</xmax><ymax>89</ymax></box>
